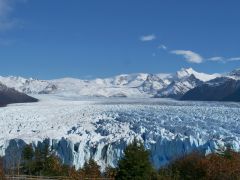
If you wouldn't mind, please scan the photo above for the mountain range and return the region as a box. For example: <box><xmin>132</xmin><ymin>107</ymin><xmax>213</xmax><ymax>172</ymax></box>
<box><xmin>0</xmin><ymin>67</ymin><xmax>240</xmax><ymax>102</ymax></box>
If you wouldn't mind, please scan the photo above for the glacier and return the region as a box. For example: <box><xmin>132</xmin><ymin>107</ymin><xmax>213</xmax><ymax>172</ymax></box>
<box><xmin>0</xmin><ymin>95</ymin><xmax>240</xmax><ymax>170</ymax></box>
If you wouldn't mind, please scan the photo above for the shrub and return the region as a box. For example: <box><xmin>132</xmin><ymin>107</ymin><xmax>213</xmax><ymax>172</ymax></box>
<box><xmin>67</xmin><ymin>159</ymin><xmax>102</xmax><ymax>179</ymax></box>
<box><xmin>205</xmin><ymin>148</ymin><xmax>240</xmax><ymax>179</ymax></box>
<box><xmin>159</xmin><ymin>148</ymin><xmax>240</xmax><ymax>180</ymax></box>
<box><xmin>159</xmin><ymin>152</ymin><xmax>206</xmax><ymax>180</ymax></box>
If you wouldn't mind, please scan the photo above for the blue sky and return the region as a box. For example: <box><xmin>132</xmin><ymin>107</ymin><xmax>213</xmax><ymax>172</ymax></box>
<box><xmin>0</xmin><ymin>0</ymin><xmax>240</xmax><ymax>79</ymax></box>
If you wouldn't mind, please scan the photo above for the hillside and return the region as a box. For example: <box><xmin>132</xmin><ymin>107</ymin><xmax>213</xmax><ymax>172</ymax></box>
<box><xmin>181</xmin><ymin>69</ymin><xmax>240</xmax><ymax>102</ymax></box>
<box><xmin>0</xmin><ymin>83</ymin><xmax>38</xmax><ymax>106</ymax></box>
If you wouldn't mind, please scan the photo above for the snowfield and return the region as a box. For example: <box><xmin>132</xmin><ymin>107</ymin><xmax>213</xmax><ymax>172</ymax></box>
<box><xmin>0</xmin><ymin>95</ymin><xmax>240</xmax><ymax>170</ymax></box>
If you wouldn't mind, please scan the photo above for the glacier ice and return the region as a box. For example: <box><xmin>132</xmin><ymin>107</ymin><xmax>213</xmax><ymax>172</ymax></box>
<box><xmin>0</xmin><ymin>95</ymin><xmax>240</xmax><ymax>170</ymax></box>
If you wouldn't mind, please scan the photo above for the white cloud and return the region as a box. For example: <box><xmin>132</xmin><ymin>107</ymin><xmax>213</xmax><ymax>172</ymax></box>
<box><xmin>207</xmin><ymin>56</ymin><xmax>240</xmax><ymax>63</ymax></box>
<box><xmin>171</xmin><ymin>50</ymin><xmax>203</xmax><ymax>63</ymax></box>
<box><xmin>158</xmin><ymin>44</ymin><xmax>167</xmax><ymax>50</ymax></box>
<box><xmin>140</xmin><ymin>34</ymin><xmax>156</xmax><ymax>42</ymax></box>
<box><xmin>228</xmin><ymin>57</ymin><xmax>240</xmax><ymax>61</ymax></box>
<box><xmin>208</xmin><ymin>56</ymin><xmax>224</xmax><ymax>62</ymax></box>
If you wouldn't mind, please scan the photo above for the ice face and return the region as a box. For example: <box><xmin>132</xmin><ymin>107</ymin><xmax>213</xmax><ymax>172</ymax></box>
<box><xmin>0</xmin><ymin>95</ymin><xmax>240</xmax><ymax>170</ymax></box>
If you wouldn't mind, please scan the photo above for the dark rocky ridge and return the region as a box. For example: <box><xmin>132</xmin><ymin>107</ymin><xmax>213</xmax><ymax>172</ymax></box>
<box><xmin>0</xmin><ymin>83</ymin><xmax>38</xmax><ymax>106</ymax></box>
<box><xmin>181</xmin><ymin>77</ymin><xmax>240</xmax><ymax>102</ymax></box>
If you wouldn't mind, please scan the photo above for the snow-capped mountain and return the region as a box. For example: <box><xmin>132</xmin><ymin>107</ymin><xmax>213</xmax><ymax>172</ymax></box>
<box><xmin>155</xmin><ymin>68</ymin><xmax>220</xmax><ymax>98</ymax></box>
<box><xmin>175</xmin><ymin>67</ymin><xmax>220</xmax><ymax>82</ymax></box>
<box><xmin>156</xmin><ymin>75</ymin><xmax>203</xmax><ymax>98</ymax></box>
<box><xmin>228</xmin><ymin>68</ymin><xmax>240</xmax><ymax>79</ymax></box>
<box><xmin>0</xmin><ymin>68</ymin><xmax>220</xmax><ymax>98</ymax></box>
<box><xmin>0</xmin><ymin>76</ymin><xmax>57</xmax><ymax>94</ymax></box>
<box><xmin>182</xmin><ymin>76</ymin><xmax>240</xmax><ymax>101</ymax></box>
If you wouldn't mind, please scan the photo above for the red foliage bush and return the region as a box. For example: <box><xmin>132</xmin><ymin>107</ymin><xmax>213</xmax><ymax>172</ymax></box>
<box><xmin>159</xmin><ymin>149</ymin><xmax>240</xmax><ymax>180</ymax></box>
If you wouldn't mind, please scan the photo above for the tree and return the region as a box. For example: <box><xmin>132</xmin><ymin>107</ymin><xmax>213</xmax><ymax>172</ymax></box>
<box><xmin>32</xmin><ymin>146</ymin><xmax>44</xmax><ymax>175</ymax></box>
<box><xmin>104</xmin><ymin>166</ymin><xmax>117</xmax><ymax>179</ymax></box>
<box><xmin>21</xmin><ymin>144</ymin><xmax>34</xmax><ymax>175</ymax></box>
<box><xmin>42</xmin><ymin>154</ymin><xmax>67</xmax><ymax>176</ymax></box>
<box><xmin>0</xmin><ymin>157</ymin><xmax>5</xmax><ymax>179</ymax></box>
<box><xmin>21</xmin><ymin>143</ymin><xmax>69</xmax><ymax>176</ymax></box>
<box><xmin>22</xmin><ymin>144</ymin><xmax>34</xmax><ymax>160</ymax></box>
<box><xmin>83</xmin><ymin>159</ymin><xmax>101</xmax><ymax>179</ymax></box>
<box><xmin>116</xmin><ymin>138</ymin><xmax>155</xmax><ymax>180</ymax></box>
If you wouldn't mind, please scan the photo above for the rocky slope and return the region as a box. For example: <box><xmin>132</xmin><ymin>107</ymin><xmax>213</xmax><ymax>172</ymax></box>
<box><xmin>182</xmin><ymin>69</ymin><xmax>240</xmax><ymax>101</ymax></box>
<box><xmin>0</xmin><ymin>76</ymin><xmax>57</xmax><ymax>94</ymax></box>
<box><xmin>0</xmin><ymin>83</ymin><xmax>38</xmax><ymax>106</ymax></box>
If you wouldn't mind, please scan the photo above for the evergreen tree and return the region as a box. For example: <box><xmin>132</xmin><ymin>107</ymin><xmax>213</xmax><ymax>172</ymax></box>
<box><xmin>42</xmin><ymin>154</ymin><xmax>66</xmax><ymax>176</ymax></box>
<box><xmin>104</xmin><ymin>166</ymin><xmax>117</xmax><ymax>179</ymax></box>
<box><xmin>22</xmin><ymin>144</ymin><xmax>34</xmax><ymax>160</ymax></box>
<box><xmin>83</xmin><ymin>159</ymin><xmax>101</xmax><ymax>179</ymax></box>
<box><xmin>42</xmin><ymin>142</ymin><xmax>51</xmax><ymax>162</ymax></box>
<box><xmin>21</xmin><ymin>144</ymin><xmax>34</xmax><ymax>175</ymax></box>
<box><xmin>31</xmin><ymin>147</ymin><xmax>43</xmax><ymax>175</ymax></box>
<box><xmin>0</xmin><ymin>157</ymin><xmax>5</xmax><ymax>179</ymax></box>
<box><xmin>21</xmin><ymin>143</ymin><xmax>69</xmax><ymax>176</ymax></box>
<box><xmin>116</xmin><ymin>138</ymin><xmax>155</xmax><ymax>180</ymax></box>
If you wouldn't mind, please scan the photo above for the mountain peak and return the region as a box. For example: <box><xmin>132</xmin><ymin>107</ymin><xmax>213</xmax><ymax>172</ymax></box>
<box><xmin>229</xmin><ymin>68</ymin><xmax>240</xmax><ymax>77</ymax></box>
<box><xmin>182</xmin><ymin>67</ymin><xmax>195</xmax><ymax>73</ymax></box>
<box><xmin>176</xmin><ymin>67</ymin><xmax>197</xmax><ymax>79</ymax></box>
<box><xmin>176</xmin><ymin>68</ymin><xmax>220</xmax><ymax>82</ymax></box>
